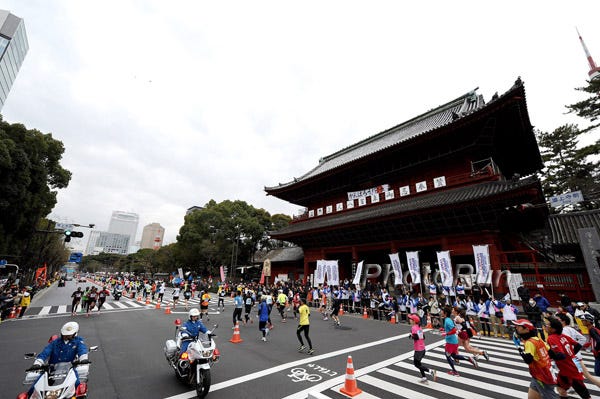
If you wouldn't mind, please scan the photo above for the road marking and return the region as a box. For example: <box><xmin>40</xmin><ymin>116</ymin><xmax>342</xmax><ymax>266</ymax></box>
<box><xmin>111</xmin><ymin>301</ymin><xmax>128</xmax><ymax>309</ymax></box>
<box><xmin>102</xmin><ymin>303</ymin><xmax>114</xmax><ymax>310</ymax></box>
<box><xmin>161</xmin><ymin>333</ymin><xmax>445</xmax><ymax>399</ymax></box>
<box><xmin>39</xmin><ymin>306</ymin><xmax>52</xmax><ymax>316</ymax></box>
<box><xmin>57</xmin><ymin>305</ymin><xmax>67</xmax><ymax>314</ymax></box>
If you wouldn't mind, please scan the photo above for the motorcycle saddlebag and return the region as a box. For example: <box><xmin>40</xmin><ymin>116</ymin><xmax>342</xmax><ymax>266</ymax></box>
<box><xmin>164</xmin><ymin>340</ymin><xmax>178</xmax><ymax>358</ymax></box>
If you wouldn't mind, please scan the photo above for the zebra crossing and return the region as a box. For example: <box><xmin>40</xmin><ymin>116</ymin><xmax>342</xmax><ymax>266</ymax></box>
<box><xmin>311</xmin><ymin>336</ymin><xmax>600</xmax><ymax>399</ymax></box>
<box><xmin>24</xmin><ymin>291</ymin><xmax>234</xmax><ymax>318</ymax></box>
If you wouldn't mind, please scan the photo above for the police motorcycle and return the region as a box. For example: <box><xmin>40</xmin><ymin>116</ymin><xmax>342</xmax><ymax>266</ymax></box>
<box><xmin>113</xmin><ymin>285</ymin><xmax>123</xmax><ymax>301</ymax></box>
<box><xmin>164</xmin><ymin>310</ymin><xmax>220</xmax><ymax>398</ymax></box>
<box><xmin>17</xmin><ymin>337</ymin><xmax>99</xmax><ymax>399</ymax></box>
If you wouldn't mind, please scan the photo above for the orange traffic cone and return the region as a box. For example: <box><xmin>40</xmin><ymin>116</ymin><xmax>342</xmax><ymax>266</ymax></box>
<box><xmin>339</xmin><ymin>306</ymin><xmax>344</xmax><ymax>316</ymax></box>
<box><xmin>229</xmin><ymin>321</ymin><xmax>243</xmax><ymax>343</ymax></box>
<box><xmin>164</xmin><ymin>305</ymin><xmax>172</xmax><ymax>314</ymax></box>
<box><xmin>8</xmin><ymin>306</ymin><xmax>16</xmax><ymax>319</ymax></box>
<box><xmin>426</xmin><ymin>314</ymin><xmax>433</xmax><ymax>329</ymax></box>
<box><xmin>390</xmin><ymin>314</ymin><xmax>396</xmax><ymax>324</ymax></box>
<box><xmin>145</xmin><ymin>297</ymin><xmax>150</xmax><ymax>305</ymax></box>
<box><xmin>155</xmin><ymin>302</ymin><xmax>161</xmax><ymax>309</ymax></box>
<box><xmin>362</xmin><ymin>307</ymin><xmax>368</xmax><ymax>319</ymax></box>
<box><xmin>339</xmin><ymin>355</ymin><xmax>362</xmax><ymax>397</ymax></box>
<box><xmin>137</xmin><ymin>295</ymin><xmax>142</xmax><ymax>302</ymax></box>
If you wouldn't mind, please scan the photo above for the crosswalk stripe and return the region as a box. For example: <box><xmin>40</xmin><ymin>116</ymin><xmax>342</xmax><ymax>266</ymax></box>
<box><xmin>360</xmin><ymin>374</ymin><xmax>436</xmax><ymax>399</ymax></box>
<box><xmin>39</xmin><ymin>306</ymin><xmax>52</xmax><ymax>315</ymax></box>
<box><xmin>381</xmin><ymin>366</ymin><xmax>527</xmax><ymax>398</ymax></box>
<box><xmin>419</xmin><ymin>352</ymin><xmax>531</xmax><ymax>381</ymax></box>
<box><xmin>111</xmin><ymin>301</ymin><xmax>128</xmax><ymax>309</ymax></box>
<box><xmin>429</xmin><ymin>347</ymin><xmax>528</xmax><ymax>371</ymax></box>
<box><xmin>124</xmin><ymin>300</ymin><xmax>143</xmax><ymax>308</ymax></box>
<box><xmin>57</xmin><ymin>305</ymin><xmax>67</xmax><ymax>314</ymax></box>
<box><xmin>101</xmin><ymin>303</ymin><xmax>114</xmax><ymax>310</ymax></box>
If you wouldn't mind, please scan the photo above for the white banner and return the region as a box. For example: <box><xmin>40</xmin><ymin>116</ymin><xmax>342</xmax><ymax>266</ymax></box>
<box><xmin>473</xmin><ymin>245</ymin><xmax>491</xmax><ymax>285</ymax></box>
<box><xmin>406</xmin><ymin>251</ymin><xmax>421</xmax><ymax>285</ymax></box>
<box><xmin>352</xmin><ymin>261</ymin><xmax>364</xmax><ymax>285</ymax></box>
<box><xmin>388</xmin><ymin>253</ymin><xmax>403</xmax><ymax>285</ymax></box>
<box><xmin>314</xmin><ymin>260</ymin><xmax>326</xmax><ymax>286</ymax></box>
<box><xmin>178</xmin><ymin>268</ymin><xmax>184</xmax><ymax>280</ymax></box>
<box><xmin>347</xmin><ymin>184</ymin><xmax>390</xmax><ymax>201</ymax></box>
<box><xmin>436</xmin><ymin>251</ymin><xmax>454</xmax><ymax>287</ymax></box>
<box><xmin>327</xmin><ymin>260</ymin><xmax>339</xmax><ymax>286</ymax></box>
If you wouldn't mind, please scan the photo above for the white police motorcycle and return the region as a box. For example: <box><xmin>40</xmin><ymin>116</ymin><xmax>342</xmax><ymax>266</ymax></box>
<box><xmin>17</xmin><ymin>343</ymin><xmax>98</xmax><ymax>399</ymax></box>
<box><xmin>164</xmin><ymin>314</ymin><xmax>220</xmax><ymax>399</ymax></box>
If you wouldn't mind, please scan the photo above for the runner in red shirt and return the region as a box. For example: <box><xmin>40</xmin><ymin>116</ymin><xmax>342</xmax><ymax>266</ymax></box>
<box><xmin>545</xmin><ymin>316</ymin><xmax>591</xmax><ymax>399</ymax></box>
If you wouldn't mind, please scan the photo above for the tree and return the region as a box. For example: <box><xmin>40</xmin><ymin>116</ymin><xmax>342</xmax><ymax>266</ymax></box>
<box><xmin>0</xmin><ymin>118</ymin><xmax>71</xmax><ymax>272</ymax></box>
<box><xmin>567</xmin><ymin>78</ymin><xmax>600</xmax><ymax>130</ymax></box>
<box><xmin>174</xmin><ymin>200</ymin><xmax>292</xmax><ymax>278</ymax></box>
<box><xmin>536</xmin><ymin>124</ymin><xmax>599</xmax><ymax>210</ymax></box>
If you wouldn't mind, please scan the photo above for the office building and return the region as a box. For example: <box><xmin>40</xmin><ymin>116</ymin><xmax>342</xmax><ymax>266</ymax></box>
<box><xmin>108</xmin><ymin>211</ymin><xmax>139</xmax><ymax>253</ymax></box>
<box><xmin>85</xmin><ymin>231</ymin><xmax>130</xmax><ymax>256</ymax></box>
<box><xmin>0</xmin><ymin>10</ymin><xmax>28</xmax><ymax>110</ymax></box>
<box><xmin>140</xmin><ymin>223</ymin><xmax>165</xmax><ymax>249</ymax></box>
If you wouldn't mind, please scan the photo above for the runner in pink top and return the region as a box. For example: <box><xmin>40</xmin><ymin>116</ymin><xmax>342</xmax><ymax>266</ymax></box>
<box><xmin>408</xmin><ymin>313</ymin><xmax>437</xmax><ymax>383</ymax></box>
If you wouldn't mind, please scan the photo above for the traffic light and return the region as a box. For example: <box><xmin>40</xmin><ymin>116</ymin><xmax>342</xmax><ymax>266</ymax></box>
<box><xmin>63</xmin><ymin>230</ymin><xmax>84</xmax><ymax>242</ymax></box>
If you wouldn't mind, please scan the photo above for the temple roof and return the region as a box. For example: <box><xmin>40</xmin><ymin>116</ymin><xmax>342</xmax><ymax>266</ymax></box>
<box><xmin>549</xmin><ymin>209</ymin><xmax>600</xmax><ymax>247</ymax></box>
<box><xmin>266</xmin><ymin>80</ymin><xmax>534</xmax><ymax>193</ymax></box>
<box><xmin>271</xmin><ymin>176</ymin><xmax>542</xmax><ymax>240</ymax></box>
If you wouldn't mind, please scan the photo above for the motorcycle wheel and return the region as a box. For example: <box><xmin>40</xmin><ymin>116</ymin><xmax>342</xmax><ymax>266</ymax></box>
<box><xmin>195</xmin><ymin>369</ymin><xmax>211</xmax><ymax>399</ymax></box>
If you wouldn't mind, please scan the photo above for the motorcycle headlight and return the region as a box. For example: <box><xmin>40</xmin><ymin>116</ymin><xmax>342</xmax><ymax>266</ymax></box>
<box><xmin>201</xmin><ymin>349</ymin><xmax>214</xmax><ymax>358</ymax></box>
<box><xmin>44</xmin><ymin>388</ymin><xmax>65</xmax><ymax>399</ymax></box>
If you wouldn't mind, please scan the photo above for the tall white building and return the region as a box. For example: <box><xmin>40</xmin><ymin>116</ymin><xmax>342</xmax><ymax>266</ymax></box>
<box><xmin>0</xmin><ymin>10</ymin><xmax>29</xmax><ymax>110</ymax></box>
<box><xmin>108</xmin><ymin>211</ymin><xmax>139</xmax><ymax>253</ymax></box>
<box><xmin>85</xmin><ymin>231</ymin><xmax>130</xmax><ymax>256</ymax></box>
<box><xmin>140</xmin><ymin>223</ymin><xmax>165</xmax><ymax>249</ymax></box>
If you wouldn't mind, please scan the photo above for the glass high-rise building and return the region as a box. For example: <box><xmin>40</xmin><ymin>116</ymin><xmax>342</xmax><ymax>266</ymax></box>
<box><xmin>108</xmin><ymin>211</ymin><xmax>139</xmax><ymax>253</ymax></box>
<box><xmin>0</xmin><ymin>10</ymin><xmax>28</xmax><ymax>110</ymax></box>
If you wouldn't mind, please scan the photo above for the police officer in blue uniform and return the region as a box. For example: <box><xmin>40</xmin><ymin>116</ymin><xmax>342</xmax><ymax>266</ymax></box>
<box><xmin>180</xmin><ymin>308</ymin><xmax>209</xmax><ymax>353</ymax></box>
<box><xmin>34</xmin><ymin>321</ymin><xmax>88</xmax><ymax>366</ymax></box>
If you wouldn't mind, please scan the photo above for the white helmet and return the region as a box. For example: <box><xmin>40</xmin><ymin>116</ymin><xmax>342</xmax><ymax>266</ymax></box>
<box><xmin>189</xmin><ymin>308</ymin><xmax>200</xmax><ymax>318</ymax></box>
<box><xmin>61</xmin><ymin>321</ymin><xmax>79</xmax><ymax>337</ymax></box>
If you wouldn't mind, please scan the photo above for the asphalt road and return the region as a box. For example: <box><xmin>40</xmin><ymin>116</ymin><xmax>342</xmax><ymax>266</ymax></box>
<box><xmin>1</xmin><ymin>280</ymin><xmax>421</xmax><ymax>399</ymax></box>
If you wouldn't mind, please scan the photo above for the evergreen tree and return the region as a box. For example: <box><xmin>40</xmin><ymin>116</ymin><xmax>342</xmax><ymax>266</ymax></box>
<box><xmin>536</xmin><ymin>124</ymin><xmax>599</xmax><ymax>210</ymax></box>
<box><xmin>566</xmin><ymin>78</ymin><xmax>600</xmax><ymax>130</ymax></box>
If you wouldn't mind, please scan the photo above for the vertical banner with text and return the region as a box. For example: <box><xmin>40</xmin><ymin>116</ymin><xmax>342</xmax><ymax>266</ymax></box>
<box><xmin>388</xmin><ymin>253</ymin><xmax>403</xmax><ymax>286</ymax></box>
<box><xmin>314</xmin><ymin>260</ymin><xmax>326</xmax><ymax>286</ymax></box>
<box><xmin>436</xmin><ymin>251</ymin><xmax>454</xmax><ymax>288</ymax></box>
<box><xmin>473</xmin><ymin>245</ymin><xmax>491</xmax><ymax>285</ymax></box>
<box><xmin>352</xmin><ymin>261</ymin><xmax>364</xmax><ymax>286</ymax></box>
<box><xmin>405</xmin><ymin>251</ymin><xmax>421</xmax><ymax>285</ymax></box>
<box><xmin>327</xmin><ymin>260</ymin><xmax>340</xmax><ymax>286</ymax></box>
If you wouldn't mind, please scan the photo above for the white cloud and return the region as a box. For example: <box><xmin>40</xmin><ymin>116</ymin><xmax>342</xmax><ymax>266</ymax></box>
<box><xmin>2</xmin><ymin>0</ymin><xmax>599</xmax><ymax>245</ymax></box>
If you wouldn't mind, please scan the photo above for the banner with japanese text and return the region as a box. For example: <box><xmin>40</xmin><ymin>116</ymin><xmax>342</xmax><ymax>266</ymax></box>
<box><xmin>436</xmin><ymin>251</ymin><xmax>454</xmax><ymax>287</ymax></box>
<box><xmin>220</xmin><ymin>265</ymin><xmax>226</xmax><ymax>282</ymax></box>
<box><xmin>314</xmin><ymin>260</ymin><xmax>326</xmax><ymax>286</ymax></box>
<box><xmin>327</xmin><ymin>260</ymin><xmax>340</xmax><ymax>286</ymax></box>
<box><xmin>473</xmin><ymin>245</ymin><xmax>491</xmax><ymax>285</ymax></box>
<box><xmin>406</xmin><ymin>251</ymin><xmax>421</xmax><ymax>285</ymax></box>
<box><xmin>352</xmin><ymin>261</ymin><xmax>364</xmax><ymax>285</ymax></box>
<box><xmin>388</xmin><ymin>253</ymin><xmax>403</xmax><ymax>285</ymax></box>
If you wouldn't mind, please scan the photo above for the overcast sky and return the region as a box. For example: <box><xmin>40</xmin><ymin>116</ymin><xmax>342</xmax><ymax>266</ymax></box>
<box><xmin>2</xmin><ymin>1</ymin><xmax>599</xmax><ymax>247</ymax></box>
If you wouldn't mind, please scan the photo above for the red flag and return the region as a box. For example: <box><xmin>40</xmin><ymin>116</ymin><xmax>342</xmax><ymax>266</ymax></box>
<box><xmin>259</xmin><ymin>268</ymin><xmax>265</xmax><ymax>285</ymax></box>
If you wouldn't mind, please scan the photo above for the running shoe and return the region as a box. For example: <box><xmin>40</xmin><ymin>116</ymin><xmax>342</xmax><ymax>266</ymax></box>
<box><xmin>468</xmin><ymin>356</ymin><xmax>479</xmax><ymax>368</ymax></box>
<box><xmin>419</xmin><ymin>377</ymin><xmax>428</xmax><ymax>383</ymax></box>
<box><xmin>483</xmin><ymin>350</ymin><xmax>489</xmax><ymax>361</ymax></box>
<box><xmin>265</xmin><ymin>328</ymin><xmax>270</xmax><ymax>336</ymax></box>
<box><xmin>446</xmin><ymin>370</ymin><xmax>460</xmax><ymax>376</ymax></box>
<box><xmin>261</xmin><ymin>337</ymin><xmax>266</xmax><ymax>342</ymax></box>
<box><xmin>298</xmin><ymin>345</ymin><xmax>305</xmax><ymax>352</ymax></box>
<box><xmin>430</xmin><ymin>370</ymin><xmax>437</xmax><ymax>382</ymax></box>
<box><xmin>308</xmin><ymin>348</ymin><xmax>314</xmax><ymax>355</ymax></box>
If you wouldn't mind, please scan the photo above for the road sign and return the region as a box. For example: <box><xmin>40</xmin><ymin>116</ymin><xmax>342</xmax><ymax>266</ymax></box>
<box><xmin>0</xmin><ymin>259</ymin><xmax>7</xmax><ymax>266</ymax></box>
<box><xmin>55</xmin><ymin>223</ymin><xmax>74</xmax><ymax>231</ymax></box>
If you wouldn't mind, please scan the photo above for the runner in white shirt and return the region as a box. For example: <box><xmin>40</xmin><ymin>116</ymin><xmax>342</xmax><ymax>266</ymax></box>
<box><xmin>172</xmin><ymin>287</ymin><xmax>181</xmax><ymax>308</ymax></box>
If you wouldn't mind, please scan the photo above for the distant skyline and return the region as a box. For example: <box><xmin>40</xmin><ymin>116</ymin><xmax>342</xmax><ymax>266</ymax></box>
<box><xmin>1</xmin><ymin>1</ymin><xmax>599</xmax><ymax>246</ymax></box>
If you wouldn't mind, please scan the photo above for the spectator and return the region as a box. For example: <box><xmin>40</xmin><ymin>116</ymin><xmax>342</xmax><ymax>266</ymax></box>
<box><xmin>524</xmin><ymin>298</ymin><xmax>545</xmax><ymax>340</ymax></box>
<box><xmin>517</xmin><ymin>283</ymin><xmax>530</xmax><ymax>304</ymax></box>
<box><xmin>533</xmin><ymin>293</ymin><xmax>551</xmax><ymax>314</ymax></box>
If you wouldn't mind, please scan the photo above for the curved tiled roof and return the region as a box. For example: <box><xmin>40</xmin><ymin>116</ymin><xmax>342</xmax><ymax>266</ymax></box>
<box><xmin>549</xmin><ymin>209</ymin><xmax>600</xmax><ymax>246</ymax></box>
<box><xmin>271</xmin><ymin>176</ymin><xmax>540</xmax><ymax>237</ymax></box>
<box><xmin>266</xmin><ymin>88</ymin><xmax>489</xmax><ymax>191</ymax></box>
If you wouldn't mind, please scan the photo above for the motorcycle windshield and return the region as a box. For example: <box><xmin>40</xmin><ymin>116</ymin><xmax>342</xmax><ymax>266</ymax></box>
<box><xmin>48</xmin><ymin>362</ymin><xmax>71</xmax><ymax>385</ymax></box>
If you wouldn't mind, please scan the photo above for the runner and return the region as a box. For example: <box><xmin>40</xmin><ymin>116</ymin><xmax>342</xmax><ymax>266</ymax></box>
<box><xmin>441</xmin><ymin>306</ymin><xmax>478</xmax><ymax>376</ymax></box>
<box><xmin>97</xmin><ymin>286</ymin><xmax>110</xmax><ymax>311</ymax></box>
<box><xmin>218</xmin><ymin>287</ymin><xmax>226</xmax><ymax>312</ymax></box>
<box><xmin>453</xmin><ymin>307</ymin><xmax>489</xmax><ymax>361</ymax></box>
<box><xmin>408</xmin><ymin>313</ymin><xmax>437</xmax><ymax>383</ymax></box>
<box><xmin>86</xmin><ymin>287</ymin><xmax>98</xmax><ymax>317</ymax></box>
<box><xmin>172</xmin><ymin>286</ymin><xmax>180</xmax><ymax>308</ymax></box>
<box><xmin>545</xmin><ymin>316</ymin><xmax>591</xmax><ymax>399</ymax></box>
<box><xmin>512</xmin><ymin>319</ymin><xmax>558</xmax><ymax>399</ymax></box>
<box><xmin>296</xmin><ymin>298</ymin><xmax>314</xmax><ymax>354</ymax></box>
<box><xmin>200</xmin><ymin>290</ymin><xmax>211</xmax><ymax>320</ymax></box>
<box><xmin>71</xmin><ymin>287</ymin><xmax>83</xmax><ymax>316</ymax></box>
<box><xmin>183</xmin><ymin>286</ymin><xmax>192</xmax><ymax>310</ymax></box>
<box><xmin>244</xmin><ymin>291</ymin><xmax>254</xmax><ymax>325</ymax></box>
